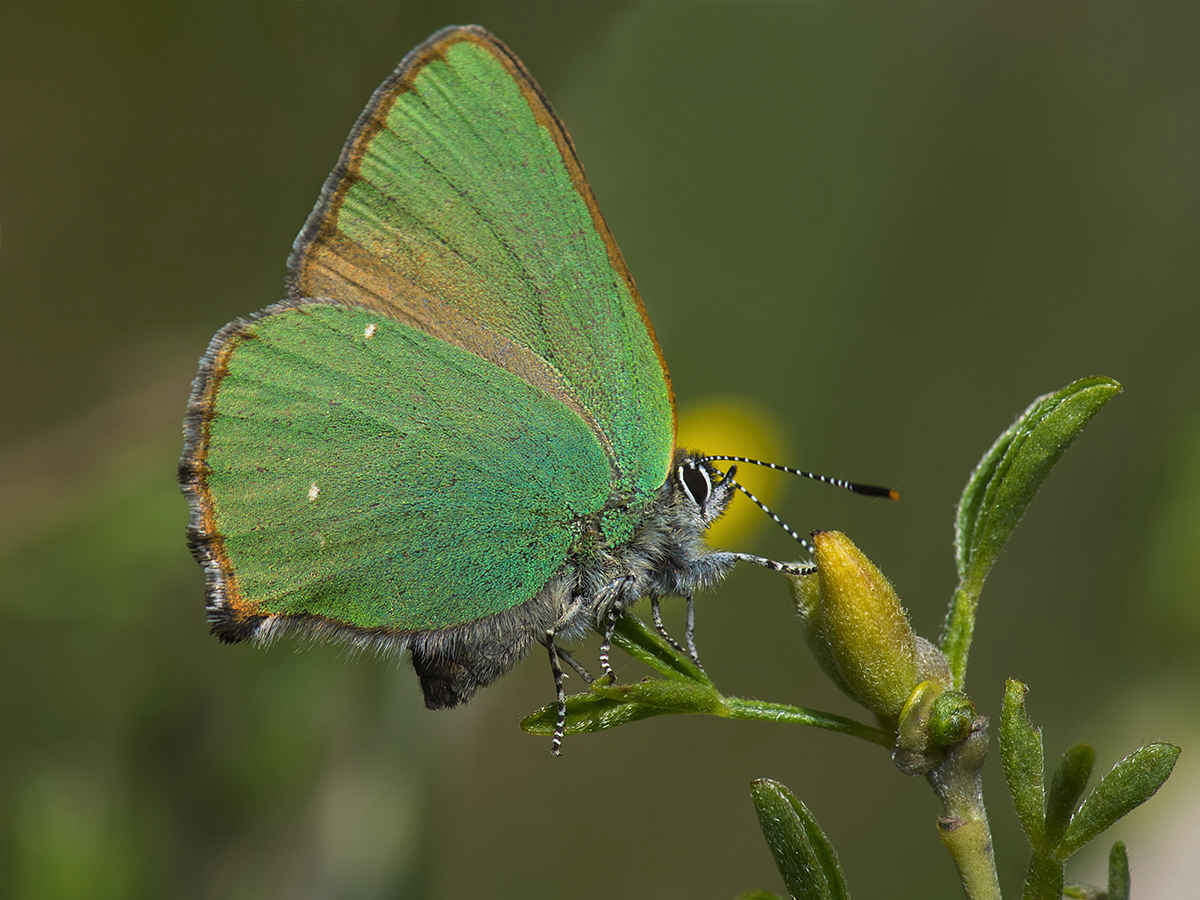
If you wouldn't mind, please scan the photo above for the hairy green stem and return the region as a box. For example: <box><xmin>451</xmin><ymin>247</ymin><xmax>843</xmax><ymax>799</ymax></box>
<box><xmin>927</xmin><ymin>717</ymin><xmax>1002</xmax><ymax>900</ymax></box>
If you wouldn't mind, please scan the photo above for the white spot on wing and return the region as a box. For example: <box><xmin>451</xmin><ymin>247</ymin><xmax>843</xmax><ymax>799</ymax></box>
<box><xmin>308</xmin><ymin>483</ymin><xmax>320</xmax><ymax>501</ymax></box>
<box><xmin>363</xmin><ymin>323</ymin><xmax>378</xmax><ymax>340</ymax></box>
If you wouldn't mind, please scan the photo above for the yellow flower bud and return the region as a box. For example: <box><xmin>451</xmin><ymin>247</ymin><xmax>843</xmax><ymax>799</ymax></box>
<box><xmin>788</xmin><ymin>531</ymin><xmax>948</xmax><ymax>725</ymax></box>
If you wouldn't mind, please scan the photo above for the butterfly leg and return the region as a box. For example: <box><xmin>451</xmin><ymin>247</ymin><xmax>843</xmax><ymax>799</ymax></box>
<box><xmin>545</xmin><ymin>633</ymin><xmax>567</xmax><ymax>756</ymax></box>
<box><xmin>731</xmin><ymin>553</ymin><xmax>815</xmax><ymax>577</ymax></box>
<box><xmin>598</xmin><ymin>605</ymin><xmax>620</xmax><ymax>683</ymax></box>
<box><xmin>556</xmin><ymin>645</ymin><xmax>593</xmax><ymax>683</ymax></box>
<box><xmin>683</xmin><ymin>593</ymin><xmax>705</xmax><ymax>671</ymax></box>
<box><xmin>650</xmin><ymin>596</ymin><xmax>687</xmax><ymax>655</ymax></box>
<box><xmin>650</xmin><ymin>595</ymin><xmax>706</xmax><ymax>672</ymax></box>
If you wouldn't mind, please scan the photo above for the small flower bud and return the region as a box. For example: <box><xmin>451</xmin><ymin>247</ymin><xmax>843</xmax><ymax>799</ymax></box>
<box><xmin>930</xmin><ymin>691</ymin><xmax>976</xmax><ymax>747</ymax></box>
<box><xmin>787</xmin><ymin>531</ymin><xmax>949</xmax><ymax>725</ymax></box>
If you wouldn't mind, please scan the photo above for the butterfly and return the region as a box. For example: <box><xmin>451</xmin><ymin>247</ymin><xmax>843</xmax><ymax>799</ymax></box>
<box><xmin>180</xmin><ymin>25</ymin><xmax>890</xmax><ymax>751</ymax></box>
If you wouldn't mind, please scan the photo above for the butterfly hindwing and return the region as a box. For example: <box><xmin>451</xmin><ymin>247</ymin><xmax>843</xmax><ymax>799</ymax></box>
<box><xmin>186</xmin><ymin>302</ymin><xmax>613</xmax><ymax>636</ymax></box>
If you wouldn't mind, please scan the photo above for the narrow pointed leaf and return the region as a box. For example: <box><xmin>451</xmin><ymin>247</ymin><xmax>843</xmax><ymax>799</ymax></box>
<box><xmin>750</xmin><ymin>779</ymin><xmax>850</xmax><ymax>900</ymax></box>
<box><xmin>523</xmin><ymin>682</ymin><xmax>892</xmax><ymax>744</ymax></box>
<box><xmin>1044</xmin><ymin>742</ymin><xmax>1095</xmax><ymax>850</ymax></box>
<box><xmin>942</xmin><ymin>377</ymin><xmax>1121</xmax><ymax>687</ymax></box>
<box><xmin>724</xmin><ymin>698</ymin><xmax>892</xmax><ymax>746</ymax></box>
<box><xmin>1057</xmin><ymin>742</ymin><xmax>1180</xmax><ymax>858</ymax></box>
<box><xmin>1000</xmin><ymin>679</ymin><xmax>1046</xmax><ymax>846</ymax></box>
<box><xmin>954</xmin><ymin>376</ymin><xmax>1121</xmax><ymax>585</ymax></box>
<box><xmin>590</xmin><ymin>675</ymin><xmax>725</xmax><ymax>714</ymax></box>
<box><xmin>520</xmin><ymin>691</ymin><xmax>673</xmax><ymax>736</ymax></box>
<box><xmin>785</xmin><ymin>794</ymin><xmax>848</xmax><ymax>900</ymax></box>
<box><xmin>612</xmin><ymin>611</ymin><xmax>709</xmax><ymax>682</ymax></box>
<box><xmin>1106</xmin><ymin>841</ymin><xmax>1130</xmax><ymax>900</ymax></box>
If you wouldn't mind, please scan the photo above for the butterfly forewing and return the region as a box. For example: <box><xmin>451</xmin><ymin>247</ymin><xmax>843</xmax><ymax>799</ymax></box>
<box><xmin>289</xmin><ymin>25</ymin><xmax>675</xmax><ymax>496</ymax></box>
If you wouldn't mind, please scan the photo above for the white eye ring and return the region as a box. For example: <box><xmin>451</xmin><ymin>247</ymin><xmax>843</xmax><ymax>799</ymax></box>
<box><xmin>677</xmin><ymin>461</ymin><xmax>712</xmax><ymax>509</ymax></box>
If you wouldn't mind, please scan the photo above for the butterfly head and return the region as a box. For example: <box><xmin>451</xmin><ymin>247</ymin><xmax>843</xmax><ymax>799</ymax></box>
<box><xmin>675</xmin><ymin>454</ymin><xmax>738</xmax><ymax>528</ymax></box>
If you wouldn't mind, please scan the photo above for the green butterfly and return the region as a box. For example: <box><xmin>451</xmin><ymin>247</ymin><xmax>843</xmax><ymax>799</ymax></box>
<box><xmin>181</xmin><ymin>25</ymin><xmax>846</xmax><ymax>749</ymax></box>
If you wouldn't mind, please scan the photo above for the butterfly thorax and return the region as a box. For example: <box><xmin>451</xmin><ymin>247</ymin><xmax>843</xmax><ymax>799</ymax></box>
<box><xmin>566</xmin><ymin>449</ymin><xmax>738</xmax><ymax>633</ymax></box>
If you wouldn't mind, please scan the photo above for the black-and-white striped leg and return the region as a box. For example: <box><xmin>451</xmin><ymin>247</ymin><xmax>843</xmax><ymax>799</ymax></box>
<box><xmin>650</xmin><ymin>596</ymin><xmax>687</xmax><ymax>656</ymax></box>
<box><xmin>599</xmin><ymin>605</ymin><xmax>620</xmax><ymax>682</ymax></box>
<box><xmin>683</xmin><ymin>594</ymin><xmax>704</xmax><ymax>670</ymax></box>
<box><xmin>732</xmin><ymin>552</ymin><xmax>815</xmax><ymax>577</ymax></box>
<box><xmin>545</xmin><ymin>633</ymin><xmax>567</xmax><ymax>756</ymax></box>
<box><xmin>556</xmin><ymin>645</ymin><xmax>593</xmax><ymax>683</ymax></box>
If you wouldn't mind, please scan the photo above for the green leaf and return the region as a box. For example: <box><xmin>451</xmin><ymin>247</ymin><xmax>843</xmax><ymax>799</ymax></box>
<box><xmin>521</xmin><ymin>611</ymin><xmax>719</xmax><ymax>737</ymax></box>
<box><xmin>942</xmin><ymin>377</ymin><xmax>1121</xmax><ymax>688</ymax></box>
<box><xmin>954</xmin><ymin>376</ymin><xmax>1121</xmax><ymax>585</ymax></box>
<box><xmin>750</xmin><ymin>779</ymin><xmax>850</xmax><ymax>900</ymax></box>
<box><xmin>522</xmin><ymin>608</ymin><xmax>892</xmax><ymax>746</ymax></box>
<box><xmin>521</xmin><ymin>689</ymin><xmax>891</xmax><ymax>743</ymax></box>
<box><xmin>1106</xmin><ymin>841</ymin><xmax>1130</xmax><ymax>900</ymax></box>
<box><xmin>520</xmin><ymin>691</ymin><xmax>675</xmax><ymax>736</ymax></box>
<box><xmin>590</xmin><ymin>675</ymin><xmax>725</xmax><ymax>714</ymax></box>
<box><xmin>1044</xmin><ymin>743</ymin><xmax>1095</xmax><ymax>850</ymax></box>
<box><xmin>611</xmin><ymin>611</ymin><xmax>710</xmax><ymax>682</ymax></box>
<box><xmin>723</xmin><ymin>699</ymin><xmax>892</xmax><ymax>747</ymax></box>
<box><xmin>734</xmin><ymin>892</ymin><xmax>789</xmax><ymax>900</ymax></box>
<box><xmin>604</xmin><ymin>614</ymin><xmax>705</xmax><ymax>681</ymax></box>
<box><xmin>1000</xmin><ymin>679</ymin><xmax>1046</xmax><ymax>847</ymax></box>
<box><xmin>1057</xmin><ymin>742</ymin><xmax>1180</xmax><ymax>859</ymax></box>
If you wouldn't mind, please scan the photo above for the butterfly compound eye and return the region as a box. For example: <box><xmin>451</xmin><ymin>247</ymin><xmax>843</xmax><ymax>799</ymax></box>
<box><xmin>678</xmin><ymin>461</ymin><xmax>712</xmax><ymax>510</ymax></box>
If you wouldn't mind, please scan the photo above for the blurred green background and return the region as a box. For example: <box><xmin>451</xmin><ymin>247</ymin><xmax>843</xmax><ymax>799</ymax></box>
<box><xmin>4</xmin><ymin>1</ymin><xmax>1200</xmax><ymax>897</ymax></box>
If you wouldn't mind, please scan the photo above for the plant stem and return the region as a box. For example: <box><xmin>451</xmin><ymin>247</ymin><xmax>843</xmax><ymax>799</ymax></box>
<box><xmin>927</xmin><ymin>716</ymin><xmax>1002</xmax><ymax>900</ymax></box>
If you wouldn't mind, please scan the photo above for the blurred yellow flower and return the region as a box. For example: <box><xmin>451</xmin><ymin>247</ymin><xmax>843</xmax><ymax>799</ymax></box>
<box><xmin>676</xmin><ymin>396</ymin><xmax>786</xmax><ymax>548</ymax></box>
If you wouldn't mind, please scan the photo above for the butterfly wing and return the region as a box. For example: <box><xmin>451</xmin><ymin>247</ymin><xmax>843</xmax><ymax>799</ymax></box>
<box><xmin>290</xmin><ymin>26</ymin><xmax>675</xmax><ymax>496</ymax></box>
<box><xmin>185</xmin><ymin>302</ymin><xmax>612</xmax><ymax>634</ymax></box>
<box><xmin>182</xmin><ymin>26</ymin><xmax>675</xmax><ymax>641</ymax></box>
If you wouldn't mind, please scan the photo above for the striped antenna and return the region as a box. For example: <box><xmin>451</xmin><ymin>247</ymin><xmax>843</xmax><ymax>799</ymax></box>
<box><xmin>721</xmin><ymin>471</ymin><xmax>814</xmax><ymax>555</ymax></box>
<box><xmin>704</xmin><ymin>455</ymin><xmax>899</xmax><ymax>501</ymax></box>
